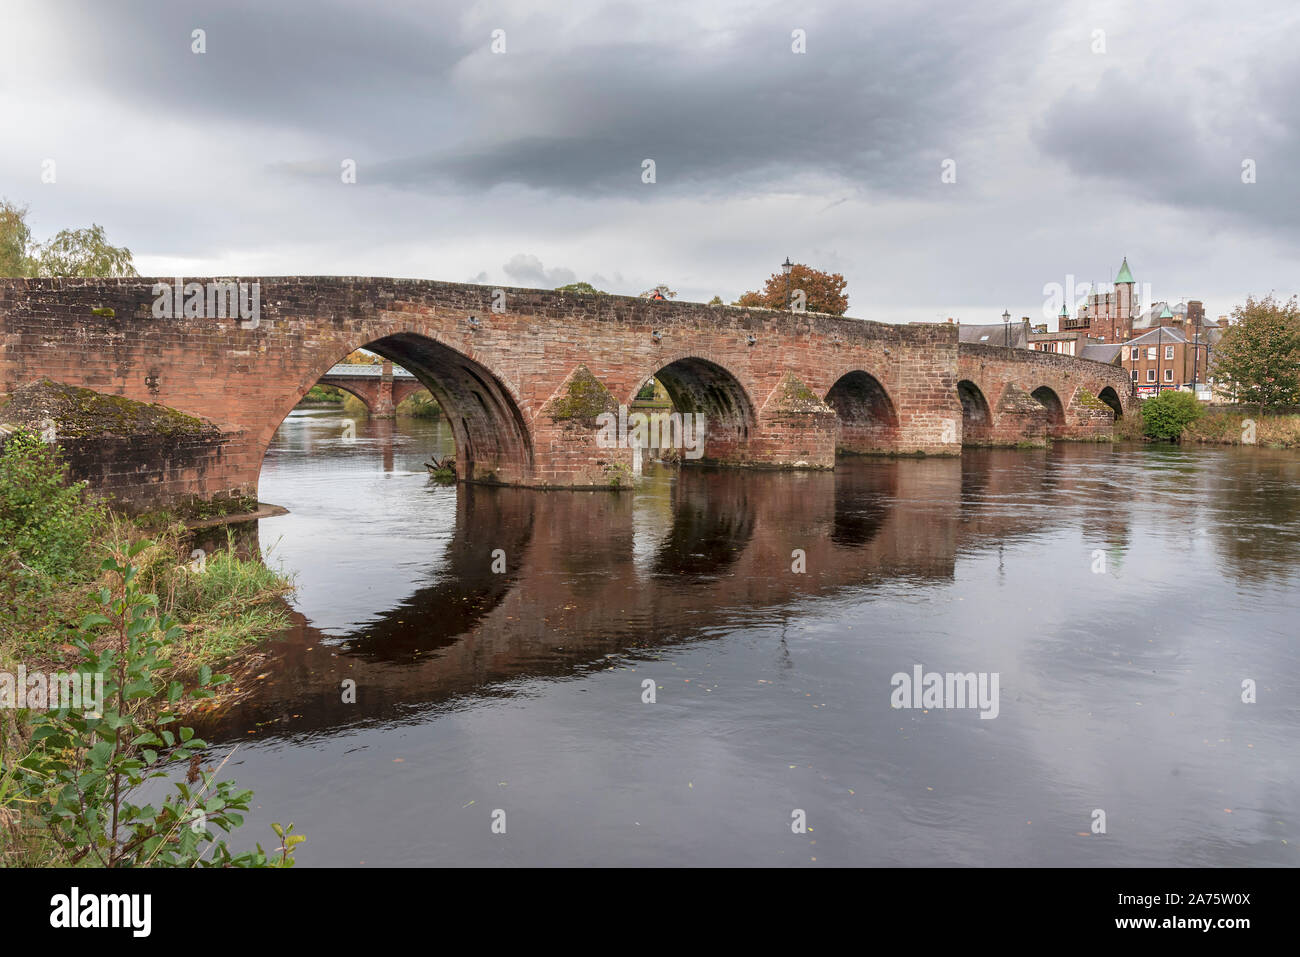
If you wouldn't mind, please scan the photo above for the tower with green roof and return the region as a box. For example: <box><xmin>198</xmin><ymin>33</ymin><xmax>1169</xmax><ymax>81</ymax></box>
<box><xmin>1114</xmin><ymin>256</ymin><xmax>1136</xmax><ymax>338</ymax></box>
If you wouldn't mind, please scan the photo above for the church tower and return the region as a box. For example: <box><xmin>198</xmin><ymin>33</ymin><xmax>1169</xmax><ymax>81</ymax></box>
<box><xmin>1114</xmin><ymin>257</ymin><xmax>1136</xmax><ymax>340</ymax></box>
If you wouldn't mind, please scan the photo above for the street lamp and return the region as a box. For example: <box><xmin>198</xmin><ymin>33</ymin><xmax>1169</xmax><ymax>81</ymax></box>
<box><xmin>782</xmin><ymin>257</ymin><xmax>793</xmax><ymax>310</ymax></box>
<box><xmin>1003</xmin><ymin>309</ymin><xmax>1011</xmax><ymax>347</ymax></box>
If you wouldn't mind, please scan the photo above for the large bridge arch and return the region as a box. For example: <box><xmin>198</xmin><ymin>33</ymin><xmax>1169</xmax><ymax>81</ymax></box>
<box><xmin>1030</xmin><ymin>385</ymin><xmax>1066</xmax><ymax>438</ymax></box>
<box><xmin>825</xmin><ymin>370</ymin><xmax>900</xmax><ymax>455</ymax></box>
<box><xmin>956</xmin><ymin>379</ymin><xmax>993</xmax><ymax>445</ymax></box>
<box><xmin>269</xmin><ymin>331</ymin><xmax>534</xmax><ymax>485</ymax></box>
<box><xmin>625</xmin><ymin>354</ymin><xmax>758</xmax><ymax>465</ymax></box>
<box><xmin>1097</xmin><ymin>386</ymin><xmax>1124</xmax><ymax>419</ymax></box>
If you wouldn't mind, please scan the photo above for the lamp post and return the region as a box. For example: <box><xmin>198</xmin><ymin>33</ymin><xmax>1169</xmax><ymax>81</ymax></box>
<box><xmin>782</xmin><ymin>257</ymin><xmax>793</xmax><ymax>311</ymax></box>
<box><xmin>1003</xmin><ymin>309</ymin><xmax>1011</xmax><ymax>347</ymax></box>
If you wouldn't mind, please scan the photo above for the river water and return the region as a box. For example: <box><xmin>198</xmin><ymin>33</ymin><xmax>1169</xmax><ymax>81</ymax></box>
<box><xmin>189</xmin><ymin>408</ymin><xmax>1300</xmax><ymax>866</ymax></box>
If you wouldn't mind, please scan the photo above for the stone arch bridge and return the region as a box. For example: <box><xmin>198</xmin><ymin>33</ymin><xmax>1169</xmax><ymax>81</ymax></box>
<box><xmin>0</xmin><ymin>277</ymin><xmax>1133</xmax><ymax>509</ymax></box>
<box><xmin>319</xmin><ymin>361</ymin><xmax>427</xmax><ymax>417</ymax></box>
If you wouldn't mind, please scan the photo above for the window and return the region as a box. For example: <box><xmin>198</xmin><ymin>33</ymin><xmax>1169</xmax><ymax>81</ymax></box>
<box><xmin>1147</xmin><ymin>369</ymin><xmax>1156</xmax><ymax>382</ymax></box>
<box><xmin>1147</xmin><ymin>347</ymin><xmax>1157</xmax><ymax>359</ymax></box>
<box><xmin>1164</xmin><ymin>368</ymin><xmax>1173</xmax><ymax>382</ymax></box>
<box><xmin>1131</xmin><ymin>369</ymin><xmax>1139</xmax><ymax>381</ymax></box>
<box><xmin>1165</xmin><ymin>345</ymin><xmax>1175</xmax><ymax>360</ymax></box>
<box><xmin>1130</xmin><ymin>347</ymin><xmax>1140</xmax><ymax>359</ymax></box>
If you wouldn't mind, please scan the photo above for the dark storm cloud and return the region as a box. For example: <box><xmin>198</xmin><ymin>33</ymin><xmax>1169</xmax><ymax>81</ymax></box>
<box><xmin>367</xmin><ymin>4</ymin><xmax>1051</xmax><ymax>197</ymax></box>
<box><xmin>1033</xmin><ymin>58</ymin><xmax>1300</xmax><ymax>236</ymax></box>
<box><xmin>47</xmin><ymin>0</ymin><xmax>467</xmax><ymax>139</ymax></box>
<box><xmin>39</xmin><ymin>0</ymin><xmax>1053</xmax><ymax>199</ymax></box>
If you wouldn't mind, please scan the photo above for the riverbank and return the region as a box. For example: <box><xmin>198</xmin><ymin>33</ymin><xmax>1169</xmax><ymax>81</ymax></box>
<box><xmin>0</xmin><ymin>430</ymin><xmax>296</xmax><ymax>866</ymax></box>
<box><xmin>1115</xmin><ymin>403</ymin><xmax>1300</xmax><ymax>448</ymax></box>
<box><xmin>1184</xmin><ymin>409</ymin><xmax>1300</xmax><ymax>448</ymax></box>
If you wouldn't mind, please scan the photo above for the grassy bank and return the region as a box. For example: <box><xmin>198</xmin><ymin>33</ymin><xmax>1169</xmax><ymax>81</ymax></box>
<box><xmin>1115</xmin><ymin>404</ymin><xmax>1300</xmax><ymax>448</ymax></box>
<box><xmin>0</xmin><ymin>431</ymin><xmax>298</xmax><ymax>866</ymax></box>
<box><xmin>1183</xmin><ymin>410</ymin><xmax>1300</xmax><ymax>448</ymax></box>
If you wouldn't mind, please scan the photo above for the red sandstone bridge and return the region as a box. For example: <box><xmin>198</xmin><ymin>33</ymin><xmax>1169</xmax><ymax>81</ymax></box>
<box><xmin>319</xmin><ymin>361</ymin><xmax>425</xmax><ymax>417</ymax></box>
<box><xmin>0</xmin><ymin>277</ymin><xmax>1133</xmax><ymax>510</ymax></box>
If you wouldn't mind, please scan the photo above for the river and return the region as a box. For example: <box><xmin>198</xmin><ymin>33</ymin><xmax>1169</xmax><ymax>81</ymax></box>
<box><xmin>187</xmin><ymin>407</ymin><xmax>1300</xmax><ymax>866</ymax></box>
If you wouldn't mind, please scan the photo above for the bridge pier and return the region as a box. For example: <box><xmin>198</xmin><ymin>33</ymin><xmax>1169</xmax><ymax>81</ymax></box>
<box><xmin>371</xmin><ymin>361</ymin><xmax>396</xmax><ymax>418</ymax></box>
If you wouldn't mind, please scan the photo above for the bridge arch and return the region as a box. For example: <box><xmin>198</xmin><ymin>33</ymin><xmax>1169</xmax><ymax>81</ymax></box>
<box><xmin>1031</xmin><ymin>386</ymin><xmax>1066</xmax><ymax>438</ymax></box>
<box><xmin>629</xmin><ymin>355</ymin><xmax>757</xmax><ymax>465</ymax></box>
<box><xmin>1097</xmin><ymin>386</ymin><xmax>1123</xmax><ymax>419</ymax></box>
<box><xmin>319</xmin><ymin>379</ymin><xmax>380</xmax><ymax>415</ymax></box>
<box><xmin>825</xmin><ymin>371</ymin><xmax>899</xmax><ymax>455</ymax></box>
<box><xmin>270</xmin><ymin>331</ymin><xmax>533</xmax><ymax>484</ymax></box>
<box><xmin>956</xmin><ymin>379</ymin><xmax>993</xmax><ymax>445</ymax></box>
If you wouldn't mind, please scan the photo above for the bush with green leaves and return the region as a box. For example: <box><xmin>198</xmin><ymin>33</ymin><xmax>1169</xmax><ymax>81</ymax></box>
<box><xmin>0</xmin><ymin>430</ymin><xmax>104</xmax><ymax>578</ymax></box>
<box><xmin>13</xmin><ymin>542</ymin><xmax>301</xmax><ymax>867</ymax></box>
<box><xmin>1141</xmin><ymin>389</ymin><xmax>1205</xmax><ymax>440</ymax></box>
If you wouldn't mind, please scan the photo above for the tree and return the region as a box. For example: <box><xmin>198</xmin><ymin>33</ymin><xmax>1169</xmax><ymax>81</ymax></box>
<box><xmin>639</xmin><ymin>284</ymin><xmax>676</xmax><ymax>299</ymax></box>
<box><xmin>1211</xmin><ymin>294</ymin><xmax>1300</xmax><ymax>409</ymax></box>
<box><xmin>555</xmin><ymin>281</ymin><xmax>606</xmax><ymax>295</ymax></box>
<box><xmin>735</xmin><ymin>263</ymin><xmax>848</xmax><ymax>315</ymax></box>
<box><xmin>0</xmin><ymin>198</ymin><xmax>33</xmax><ymax>277</ymax></box>
<box><xmin>707</xmin><ymin>295</ymin><xmax>723</xmax><ymax>306</ymax></box>
<box><xmin>0</xmin><ymin>200</ymin><xmax>137</xmax><ymax>278</ymax></box>
<box><xmin>29</xmin><ymin>224</ymin><xmax>137</xmax><ymax>278</ymax></box>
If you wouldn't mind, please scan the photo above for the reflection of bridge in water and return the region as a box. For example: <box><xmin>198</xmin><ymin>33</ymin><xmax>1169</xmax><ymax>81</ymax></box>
<box><xmin>192</xmin><ymin>442</ymin><xmax>1161</xmax><ymax>742</ymax></box>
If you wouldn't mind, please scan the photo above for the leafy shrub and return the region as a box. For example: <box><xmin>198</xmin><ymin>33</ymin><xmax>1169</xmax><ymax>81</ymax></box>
<box><xmin>399</xmin><ymin>391</ymin><xmax>443</xmax><ymax>418</ymax></box>
<box><xmin>0</xmin><ymin>430</ymin><xmax>104</xmax><ymax>577</ymax></box>
<box><xmin>1141</xmin><ymin>390</ymin><xmax>1205</xmax><ymax>440</ymax></box>
<box><xmin>11</xmin><ymin>542</ymin><xmax>300</xmax><ymax>866</ymax></box>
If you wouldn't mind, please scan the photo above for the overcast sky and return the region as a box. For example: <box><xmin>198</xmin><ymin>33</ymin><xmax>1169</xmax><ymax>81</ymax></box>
<box><xmin>2</xmin><ymin>0</ymin><xmax>1296</xmax><ymax>326</ymax></box>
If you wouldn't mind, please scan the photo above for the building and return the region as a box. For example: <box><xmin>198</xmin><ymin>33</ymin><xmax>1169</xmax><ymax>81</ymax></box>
<box><xmin>1042</xmin><ymin>258</ymin><xmax>1224</xmax><ymax>396</ymax></box>
<box><xmin>1117</xmin><ymin>312</ymin><xmax>1220</xmax><ymax>396</ymax></box>
<box><xmin>957</xmin><ymin>317</ymin><xmax>1032</xmax><ymax>349</ymax></box>
<box><xmin>1059</xmin><ymin>257</ymin><xmax>1139</xmax><ymax>343</ymax></box>
<box><xmin>1030</xmin><ymin>307</ymin><xmax>1103</xmax><ymax>356</ymax></box>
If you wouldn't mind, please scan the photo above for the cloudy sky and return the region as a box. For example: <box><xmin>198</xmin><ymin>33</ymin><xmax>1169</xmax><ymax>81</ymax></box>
<box><xmin>1</xmin><ymin>0</ymin><xmax>1296</xmax><ymax>325</ymax></box>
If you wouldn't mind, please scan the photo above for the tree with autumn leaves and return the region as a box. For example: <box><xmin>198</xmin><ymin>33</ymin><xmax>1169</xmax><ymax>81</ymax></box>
<box><xmin>734</xmin><ymin>263</ymin><xmax>849</xmax><ymax>316</ymax></box>
<box><xmin>1212</xmin><ymin>294</ymin><xmax>1300</xmax><ymax>408</ymax></box>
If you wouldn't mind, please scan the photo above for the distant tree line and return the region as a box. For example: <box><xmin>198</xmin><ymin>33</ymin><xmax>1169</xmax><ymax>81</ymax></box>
<box><xmin>1</xmin><ymin>198</ymin><xmax>136</xmax><ymax>278</ymax></box>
